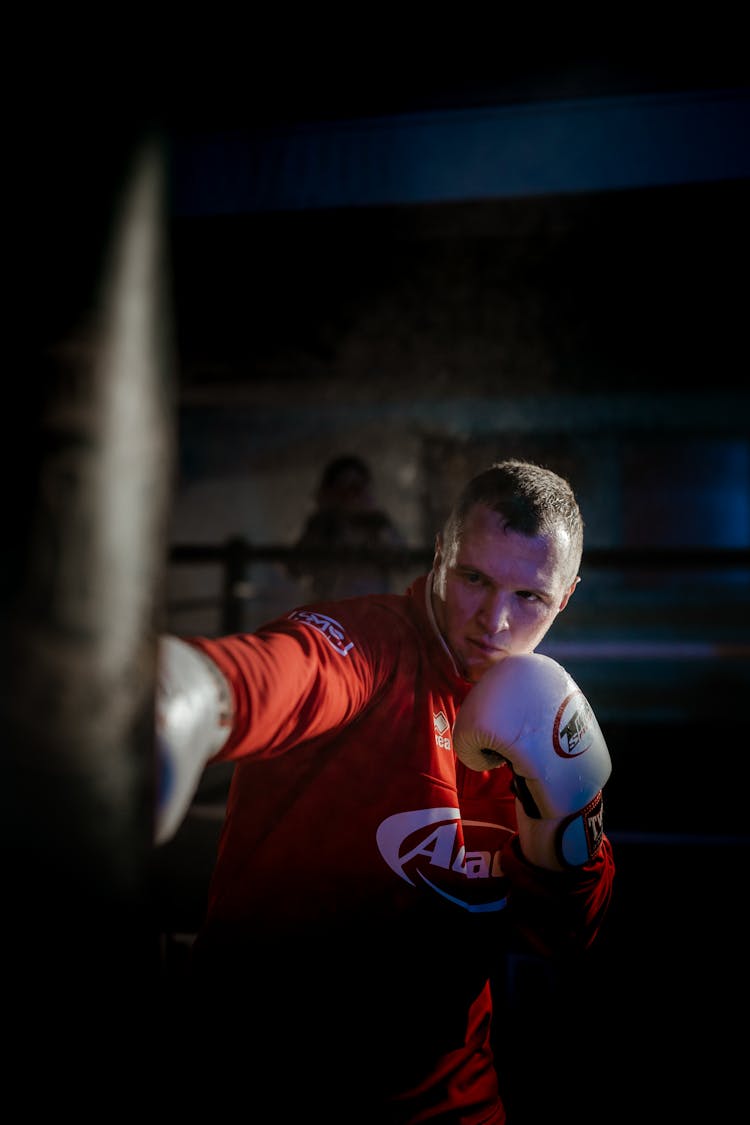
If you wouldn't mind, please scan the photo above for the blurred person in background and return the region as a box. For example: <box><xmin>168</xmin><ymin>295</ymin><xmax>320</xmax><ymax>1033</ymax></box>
<box><xmin>291</xmin><ymin>454</ymin><xmax>406</xmax><ymax>599</ymax></box>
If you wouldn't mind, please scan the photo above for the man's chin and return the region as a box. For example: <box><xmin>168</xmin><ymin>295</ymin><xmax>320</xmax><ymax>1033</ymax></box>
<box><xmin>464</xmin><ymin>653</ymin><xmax>506</xmax><ymax>683</ymax></box>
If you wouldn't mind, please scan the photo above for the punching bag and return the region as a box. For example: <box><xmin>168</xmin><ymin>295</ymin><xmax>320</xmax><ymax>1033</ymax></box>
<box><xmin>2</xmin><ymin>126</ymin><xmax>177</xmax><ymax>1012</ymax></box>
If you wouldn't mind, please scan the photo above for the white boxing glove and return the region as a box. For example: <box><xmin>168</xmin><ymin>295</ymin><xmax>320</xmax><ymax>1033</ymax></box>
<box><xmin>453</xmin><ymin>653</ymin><xmax>611</xmax><ymax>871</ymax></box>
<box><xmin>155</xmin><ymin>636</ymin><xmax>233</xmax><ymax>845</ymax></box>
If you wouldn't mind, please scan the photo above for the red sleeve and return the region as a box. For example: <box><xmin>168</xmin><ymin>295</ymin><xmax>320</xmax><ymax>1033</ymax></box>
<box><xmin>501</xmin><ymin>833</ymin><xmax>615</xmax><ymax>959</ymax></box>
<box><xmin>185</xmin><ymin>610</ymin><xmax>387</xmax><ymax>763</ymax></box>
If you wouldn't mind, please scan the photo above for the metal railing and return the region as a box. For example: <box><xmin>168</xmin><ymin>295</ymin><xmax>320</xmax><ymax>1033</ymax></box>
<box><xmin>168</xmin><ymin>538</ymin><xmax>750</xmax><ymax>634</ymax></box>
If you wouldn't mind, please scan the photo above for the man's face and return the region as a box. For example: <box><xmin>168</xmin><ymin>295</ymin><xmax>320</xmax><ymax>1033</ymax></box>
<box><xmin>431</xmin><ymin>503</ymin><xmax>579</xmax><ymax>683</ymax></box>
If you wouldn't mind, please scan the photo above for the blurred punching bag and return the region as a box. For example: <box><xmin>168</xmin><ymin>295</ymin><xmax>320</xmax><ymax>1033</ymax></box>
<box><xmin>2</xmin><ymin>128</ymin><xmax>176</xmax><ymax>1003</ymax></box>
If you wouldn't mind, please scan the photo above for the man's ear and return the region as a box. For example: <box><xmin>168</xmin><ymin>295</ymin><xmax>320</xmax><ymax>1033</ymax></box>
<box><xmin>432</xmin><ymin>532</ymin><xmax>443</xmax><ymax>571</ymax></box>
<box><xmin>558</xmin><ymin>575</ymin><xmax>581</xmax><ymax>612</ymax></box>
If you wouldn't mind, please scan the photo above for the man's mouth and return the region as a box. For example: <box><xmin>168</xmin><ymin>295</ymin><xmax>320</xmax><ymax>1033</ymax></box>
<box><xmin>467</xmin><ymin>638</ymin><xmax>507</xmax><ymax>658</ymax></box>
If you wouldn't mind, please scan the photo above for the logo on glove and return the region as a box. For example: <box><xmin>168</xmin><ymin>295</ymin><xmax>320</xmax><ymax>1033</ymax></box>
<box><xmin>582</xmin><ymin>790</ymin><xmax>605</xmax><ymax>856</ymax></box>
<box><xmin>553</xmin><ymin>691</ymin><xmax>596</xmax><ymax>758</ymax></box>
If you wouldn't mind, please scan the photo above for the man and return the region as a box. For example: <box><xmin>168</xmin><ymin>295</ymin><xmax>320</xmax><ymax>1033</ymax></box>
<box><xmin>156</xmin><ymin>459</ymin><xmax>614</xmax><ymax>1124</ymax></box>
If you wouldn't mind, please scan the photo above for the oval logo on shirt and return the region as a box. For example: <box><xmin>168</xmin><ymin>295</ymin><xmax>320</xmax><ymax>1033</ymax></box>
<box><xmin>376</xmin><ymin>808</ymin><xmax>513</xmax><ymax>913</ymax></box>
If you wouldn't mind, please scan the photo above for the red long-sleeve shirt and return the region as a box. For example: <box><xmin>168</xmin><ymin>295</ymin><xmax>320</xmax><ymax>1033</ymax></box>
<box><xmin>185</xmin><ymin>574</ymin><xmax>614</xmax><ymax>1124</ymax></box>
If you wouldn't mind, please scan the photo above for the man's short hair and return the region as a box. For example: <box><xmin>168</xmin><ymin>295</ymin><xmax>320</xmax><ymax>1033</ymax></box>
<box><xmin>443</xmin><ymin>459</ymin><xmax>584</xmax><ymax>581</ymax></box>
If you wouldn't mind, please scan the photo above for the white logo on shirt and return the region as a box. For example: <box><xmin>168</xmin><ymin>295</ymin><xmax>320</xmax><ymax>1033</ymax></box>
<box><xmin>376</xmin><ymin>807</ymin><xmax>512</xmax><ymax>914</ymax></box>
<box><xmin>433</xmin><ymin>710</ymin><xmax>452</xmax><ymax>750</ymax></box>
<box><xmin>288</xmin><ymin>609</ymin><xmax>354</xmax><ymax>655</ymax></box>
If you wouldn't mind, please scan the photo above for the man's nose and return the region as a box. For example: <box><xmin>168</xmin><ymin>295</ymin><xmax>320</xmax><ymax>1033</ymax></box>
<box><xmin>479</xmin><ymin>591</ymin><xmax>510</xmax><ymax>634</ymax></box>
